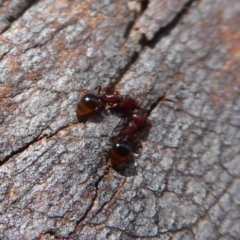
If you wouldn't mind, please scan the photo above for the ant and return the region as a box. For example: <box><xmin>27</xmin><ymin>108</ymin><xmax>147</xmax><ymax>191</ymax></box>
<box><xmin>110</xmin><ymin>108</ymin><xmax>148</xmax><ymax>166</ymax></box>
<box><xmin>76</xmin><ymin>86</ymin><xmax>139</xmax><ymax>120</ymax></box>
<box><xmin>76</xmin><ymin>86</ymin><xmax>149</xmax><ymax>167</ymax></box>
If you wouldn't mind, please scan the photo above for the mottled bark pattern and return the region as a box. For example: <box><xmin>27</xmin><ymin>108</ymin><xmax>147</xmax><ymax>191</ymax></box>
<box><xmin>0</xmin><ymin>0</ymin><xmax>239</xmax><ymax>239</ymax></box>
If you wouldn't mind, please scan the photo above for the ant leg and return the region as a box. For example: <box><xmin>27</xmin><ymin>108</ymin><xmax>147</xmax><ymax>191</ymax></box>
<box><xmin>91</xmin><ymin>86</ymin><xmax>102</xmax><ymax>94</ymax></box>
<box><xmin>113</xmin><ymin>90</ymin><xmax>120</xmax><ymax>95</ymax></box>
<box><xmin>96</xmin><ymin>86</ymin><xmax>102</xmax><ymax>95</ymax></box>
<box><xmin>156</xmin><ymin>91</ymin><xmax>176</xmax><ymax>104</ymax></box>
<box><xmin>164</xmin><ymin>98</ymin><xmax>175</xmax><ymax>103</ymax></box>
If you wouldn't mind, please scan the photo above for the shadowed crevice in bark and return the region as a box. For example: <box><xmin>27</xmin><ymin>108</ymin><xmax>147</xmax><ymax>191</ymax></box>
<box><xmin>108</xmin><ymin>51</ymin><xmax>139</xmax><ymax>92</ymax></box>
<box><xmin>0</xmin><ymin>0</ymin><xmax>39</xmax><ymax>34</ymax></box>
<box><xmin>0</xmin><ymin>132</ymin><xmax>43</xmax><ymax>166</ymax></box>
<box><xmin>0</xmin><ymin>122</ymin><xmax>78</xmax><ymax>166</ymax></box>
<box><xmin>142</xmin><ymin>0</ymin><xmax>196</xmax><ymax>48</ymax></box>
<box><xmin>109</xmin><ymin>0</ymin><xmax>195</xmax><ymax>94</ymax></box>
<box><xmin>0</xmin><ymin>48</ymin><xmax>12</xmax><ymax>62</ymax></box>
<box><xmin>69</xmin><ymin>171</ymin><xmax>108</xmax><ymax>234</ymax></box>
<box><xmin>123</xmin><ymin>0</ymin><xmax>149</xmax><ymax>39</ymax></box>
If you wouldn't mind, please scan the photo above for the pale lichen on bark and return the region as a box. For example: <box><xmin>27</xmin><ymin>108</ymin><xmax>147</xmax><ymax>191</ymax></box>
<box><xmin>0</xmin><ymin>0</ymin><xmax>239</xmax><ymax>239</ymax></box>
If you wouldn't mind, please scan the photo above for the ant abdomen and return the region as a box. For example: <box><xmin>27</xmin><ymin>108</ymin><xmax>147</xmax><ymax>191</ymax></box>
<box><xmin>76</xmin><ymin>93</ymin><xmax>100</xmax><ymax>117</ymax></box>
<box><xmin>110</xmin><ymin>142</ymin><xmax>130</xmax><ymax>165</ymax></box>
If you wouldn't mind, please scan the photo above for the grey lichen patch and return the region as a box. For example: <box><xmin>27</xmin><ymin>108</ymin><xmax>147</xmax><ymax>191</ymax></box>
<box><xmin>193</xmin><ymin>220</ymin><xmax>218</xmax><ymax>240</ymax></box>
<box><xmin>223</xmin><ymin>154</ymin><xmax>240</xmax><ymax>177</ymax></box>
<box><xmin>135</xmin><ymin>0</ymin><xmax>190</xmax><ymax>40</ymax></box>
<box><xmin>0</xmin><ymin>0</ymin><xmax>136</xmax><ymax>162</ymax></box>
<box><xmin>157</xmin><ymin>192</ymin><xmax>198</xmax><ymax>232</ymax></box>
<box><xmin>0</xmin><ymin>124</ymin><xmax>110</xmax><ymax>238</ymax></box>
<box><xmin>0</xmin><ymin>0</ymin><xmax>240</xmax><ymax>239</ymax></box>
<box><xmin>185</xmin><ymin>179</ymin><xmax>207</xmax><ymax>205</ymax></box>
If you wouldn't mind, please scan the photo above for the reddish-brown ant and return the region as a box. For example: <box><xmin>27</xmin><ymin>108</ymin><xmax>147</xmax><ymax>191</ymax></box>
<box><xmin>110</xmin><ymin>108</ymin><xmax>148</xmax><ymax>166</ymax></box>
<box><xmin>76</xmin><ymin>86</ymin><xmax>149</xmax><ymax>167</ymax></box>
<box><xmin>76</xmin><ymin>86</ymin><xmax>139</xmax><ymax>120</ymax></box>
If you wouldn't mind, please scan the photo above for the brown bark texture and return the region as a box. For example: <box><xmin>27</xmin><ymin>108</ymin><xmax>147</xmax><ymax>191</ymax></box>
<box><xmin>0</xmin><ymin>0</ymin><xmax>240</xmax><ymax>239</ymax></box>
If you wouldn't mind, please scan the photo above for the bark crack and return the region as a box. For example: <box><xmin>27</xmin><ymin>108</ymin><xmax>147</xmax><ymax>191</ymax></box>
<box><xmin>0</xmin><ymin>0</ymin><xmax>40</xmax><ymax>35</ymax></box>
<box><xmin>143</xmin><ymin>0</ymin><xmax>196</xmax><ymax>48</ymax></box>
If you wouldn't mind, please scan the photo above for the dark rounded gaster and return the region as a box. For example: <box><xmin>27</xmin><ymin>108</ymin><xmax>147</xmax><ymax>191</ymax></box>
<box><xmin>110</xmin><ymin>142</ymin><xmax>130</xmax><ymax>165</ymax></box>
<box><xmin>76</xmin><ymin>93</ymin><xmax>100</xmax><ymax>117</ymax></box>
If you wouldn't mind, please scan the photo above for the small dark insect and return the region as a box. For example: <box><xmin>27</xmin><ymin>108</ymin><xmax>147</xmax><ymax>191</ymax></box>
<box><xmin>76</xmin><ymin>86</ymin><xmax>139</xmax><ymax>120</ymax></box>
<box><xmin>110</xmin><ymin>108</ymin><xmax>148</xmax><ymax>166</ymax></box>
<box><xmin>76</xmin><ymin>87</ymin><xmax>149</xmax><ymax>167</ymax></box>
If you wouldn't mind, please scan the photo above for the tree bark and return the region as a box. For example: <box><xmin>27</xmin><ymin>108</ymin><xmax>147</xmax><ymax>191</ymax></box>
<box><xmin>0</xmin><ymin>0</ymin><xmax>239</xmax><ymax>239</ymax></box>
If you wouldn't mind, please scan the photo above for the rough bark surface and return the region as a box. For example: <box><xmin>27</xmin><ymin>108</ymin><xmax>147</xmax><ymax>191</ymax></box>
<box><xmin>0</xmin><ymin>0</ymin><xmax>240</xmax><ymax>239</ymax></box>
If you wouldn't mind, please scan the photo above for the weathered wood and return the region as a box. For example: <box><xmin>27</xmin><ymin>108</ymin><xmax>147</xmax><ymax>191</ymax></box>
<box><xmin>0</xmin><ymin>0</ymin><xmax>239</xmax><ymax>239</ymax></box>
